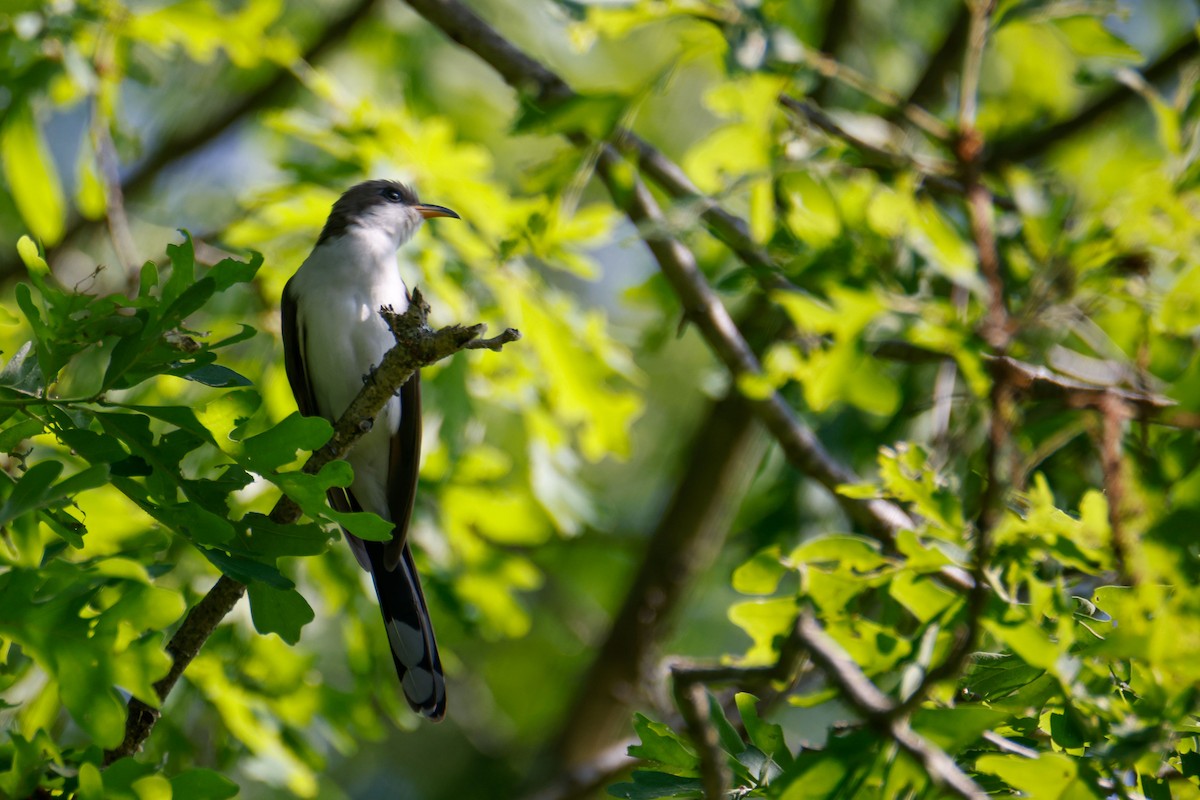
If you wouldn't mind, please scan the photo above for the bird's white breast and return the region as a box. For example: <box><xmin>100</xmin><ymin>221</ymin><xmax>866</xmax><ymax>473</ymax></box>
<box><xmin>289</xmin><ymin>228</ymin><xmax>411</xmax><ymax>520</ymax></box>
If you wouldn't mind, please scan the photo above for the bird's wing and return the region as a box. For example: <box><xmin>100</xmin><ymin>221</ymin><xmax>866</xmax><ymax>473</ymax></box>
<box><xmin>280</xmin><ymin>282</ymin><xmax>318</xmax><ymax>418</ymax></box>
<box><xmin>384</xmin><ymin>372</ymin><xmax>422</xmax><ymax>571</ymax></box>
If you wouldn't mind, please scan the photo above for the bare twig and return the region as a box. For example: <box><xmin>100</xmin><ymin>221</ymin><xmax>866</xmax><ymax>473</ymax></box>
<box><xmin>104</xmin><ymin>290</ymin><xmax>519</xmax><ymax>764</ymax></box>
<box><xmin>595</xmin><ymin>145</ymin><xmax>914</xmax><ymax>540</ymax></box>
<box><xmin>464</xmin><ymin>327</ymin><xmax>522</xmax><ymax>351</ymax></box>
<box><xmin>670</xmin><ymin>612</ymin><xmax>988</xmax><ymax>799</ymax></box>
<box><xmin>888</xmin><ymin>0</ymin><xmax>1004</xmax><ymax>720</ymax></box>
<box><xmin>1097</xmin><ymin>394</ymin><xmax>1136</xmax><ymax>584</ymax></box>
<box><xmin>667</xmin><ymin>617</ymin><xmax>810</xmax><ymax>798</ymax></box>
<box><xmin>812</xmin><ymin>0</ymin><xmax>857</xmax><ymax>106</ymax></box>
<box><xmin>790</xmin><ymin>46</ymin><xmax>953</xmax><ymax>143</ymax></box>
<box><xmin>778</xmin><ymin>95</ymin><xmax>1018</xmax><ymax>211</ymax></box>
<box><xmin>91</xmin><ymin>106</ymin><xmax>140</xmax><ymax>275</ymax></box>
<box><xmin>672</xmin><ymin>681</ymin><xmax>728</xmax><ymax>800</ymax></box>
<box><xmin>557</xmin><ymin>384</ymin><xmax>768</xmax><ymax>764</ymax></box>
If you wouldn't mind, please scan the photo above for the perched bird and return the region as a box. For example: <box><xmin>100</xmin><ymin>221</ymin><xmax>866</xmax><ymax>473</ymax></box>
<box><xmin>280</xmin><ymin>179</ymin><xmax>459</xmax><ymax>719</ymax></box>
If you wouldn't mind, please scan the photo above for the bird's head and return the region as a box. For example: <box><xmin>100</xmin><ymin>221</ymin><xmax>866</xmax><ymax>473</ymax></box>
<box><xmin>317</xmin><ymin>179</ymin><xmax>459</xmax><ymax>249</ymax></box>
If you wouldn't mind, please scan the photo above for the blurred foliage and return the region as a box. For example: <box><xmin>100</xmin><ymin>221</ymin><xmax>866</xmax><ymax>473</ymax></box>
<box><xmin>0</xmin><ymin>0</ymin><xmax>1199</xmax><ymax>798</ymax></box>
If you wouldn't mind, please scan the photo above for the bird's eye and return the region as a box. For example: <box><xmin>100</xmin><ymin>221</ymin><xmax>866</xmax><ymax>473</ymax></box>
<box><xmin>382</xmin><ymin>188</ymin><xmax>404</xmax><ymax>203</ymax></box>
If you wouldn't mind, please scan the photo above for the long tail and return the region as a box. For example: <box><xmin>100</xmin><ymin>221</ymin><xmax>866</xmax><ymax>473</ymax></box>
<box><xmin>365</xmin><ymin>539</ymin><xmax>446</xmax><ymax>719</ymax></box>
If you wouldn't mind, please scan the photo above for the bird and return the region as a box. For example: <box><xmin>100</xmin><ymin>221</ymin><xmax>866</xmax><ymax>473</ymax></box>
<box><xmin>280</xmin><ymin>179</ymin><xmax>459</xmax><ymax>719</ymax></box>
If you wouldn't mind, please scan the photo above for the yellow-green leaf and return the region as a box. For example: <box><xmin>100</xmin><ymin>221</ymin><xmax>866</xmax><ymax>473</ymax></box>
<box><xmin>2</xmin><ymin>102</ymin><xmax>66</xmax><ymax>245</ymax></box>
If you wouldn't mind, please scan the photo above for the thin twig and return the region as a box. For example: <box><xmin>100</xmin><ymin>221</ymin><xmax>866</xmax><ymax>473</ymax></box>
<box><xmin>1097</xmin><ymin>394</ymin><xmax>1136</xmax><ymax>585</ymax></box>
<box><xmin>667</xmin><ymin>617</ymin><xmax>810</xmax><ymax>798</ymax></box>
<box><xmin>672</xmin><ymin>681</ymin><xmax>727</xmax><ymax>800</ymax></box>
<box><xmin>790</xmin><ymin>46</ymin><xmax>953</xmax><ymax>143</ymax></box>
<box><xmin>778</xmin><ymin>95</ymin><xmax>1018</xmax><ymax>211</ymax></box>
<box><xmin>91</xmin><ymin>105</ymin><xmax>140</xmax><ymax>276</ymax></box>
<box><xmin>595</xmin><ymin>144</ymin><xmax>914</xmax><ymax>540</ymax></box>
<box><xmin>889</xmin><ymin>0</ymin><xmax>1004</xmax><ymax>720</ymax></box>
<box><xmin>104</xmin><ymin>290</ymin><xmax>519</xmax><ymax>764</ymax></box>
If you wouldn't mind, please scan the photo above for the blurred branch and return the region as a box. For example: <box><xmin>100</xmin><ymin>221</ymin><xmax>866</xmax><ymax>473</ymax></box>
<box><xmin>399</xmin><ymin>0</ymin><xmax>916</xmax><ymax>546</ymax></box>
<box><xmin>896</xmin><ymin>6</ymin><xmax>971</xmax><ymax>118</ymax></box>
<box><xmin>789</xmin><ymin>45</ymin><xmax>953</xmax><ymax>142</ymax></box>
<box><xmin>811</xmin><ymin>0</ymin><xmax>857</xmax><ymax>106</ymax></box>
<box><xmin>120</xmin><ymin>0</ymin><xmax>379</xmax><ymax>197</ymax></box>
<box><xmin>889</xmin><ymin>0</ymin><xmax>1003</xmax><ymax>721</ymax></box>
<box><xmin>556</xmin><ymin>384</ymin><xmax>768</xmax><ymax>765</ymax></box>
<box><xmin>2</xmin><ymin>0</ymin><xmax>381</xmax><ymax>283</ymax></box>
<box><xmin>104</xmin><ymin>292</ymin><xmax>520</xmax><ymax>764</ymax></box>
<box><xmin>1096</xmin><ymin>394</ymin><xmax>1138</xmax><ymax>584</ymax></box>
<box><xmin>522</xmin><ymin>741</ymin><xmax>637</xmax><ymax>800</ymax></box>
<box><xmin>91</xmin><ymin>103</ymin><xmax>140</xmax><ymax>276</ymax></box>
<box><xmin>673</xmin><ymin>681</ymin><xmax>727</xmax><ymax>799</ymax></box>
<box><xmin>987</xmin><ymin>33</ymin><xmax>1200</xmax><ymax>164</ymax></box>
<box><xmin>404</xmin><ymin>2</ymin><xmax>792</xmax><ymax>297</ymax></box>
<box><xmin>778</xmin><ymin>95</ymin><xmax>1017</xmax><ymax>211</ymax></box>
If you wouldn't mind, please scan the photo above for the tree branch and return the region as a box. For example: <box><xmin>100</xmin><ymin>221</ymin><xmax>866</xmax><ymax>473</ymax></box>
<box><xmin>556</xmin><ymin>384</ymin><xmax>768</xmax><ymax>765</ymax></box>
<box><xmin>104</xmin><ymin>290</ymin><xmax>519</xmax><ymax>764</ymax></box>
<box><xmin>663</xmin><ymin>613</ymin><xmax>986</xmax><ymax>799</ymax></box>
<box><xmin>794</xmin><ymin>611</ymin><xmax>987</xmax><ymax>800</ymax></box>
<box><xmin>987</xmin><ymin>34</ymin><xmax>1200</xmax><ymax>164</ymax></box>
<box><xmin>396</xmin><ymin>0</ymin><xmax>915</xmax><ymax>544</ymax></box>
<box><xmin>896</xmin><ymin>7</ymin><xmax>971</xmax><ymax>119</ymax></box>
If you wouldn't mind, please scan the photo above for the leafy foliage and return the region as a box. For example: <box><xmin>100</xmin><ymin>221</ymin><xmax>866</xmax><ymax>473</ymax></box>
<box><xmin>1</xmin><ymin>0</ymin><xmax>1200</xmax><ymax>798</ymax></box>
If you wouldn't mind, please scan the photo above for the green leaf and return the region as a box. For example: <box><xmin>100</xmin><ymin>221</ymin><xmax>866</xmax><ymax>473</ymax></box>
<box><xmin>628</xmin><ymin>713</ymin><xmax>698</xmax><ymax>772</ymax></box>
<box><xmin>976</xmin><ymin>752</ymin><xmax>1078</xmax><ymax>796</ymax></box>
<box><xmin>706</xmin><ymin>691</ymin><xmax>745</xmax><ymax>756</ymax></box>
<box><xmin>911</xmin><ymin>706</ymin><xmax>1010</xmax><ymax>751</ymax></box>
<box><xmin>235</xmin><ymin>513</ymin><xmax>334</xmax><ymax>558</ymax></box>
<box><xmin>729</xmin><ymin>598</ymin><xmax>798</xmax><ymax>662</ymax></box>
<box><xmin>15</xmin><ymin>235</ymin><xmax>49</xmax><ymax>277</ymax></box>
<box><xmin>514</xmin><ymin>93</ymin><xmax>629</xmax><ymax>140</ymax></box>
<box><xmin>732</xmin><ymin>545</ymin><xmax>788</xmax><ymax>595</ymax></box>
<box><xmin>77</xmin><ymin>762</ymin><xmax>104</xmax><ymax>800</ymax></box>
<box><xmin>1051</xmin><ymin>17</ymin><xmax>1141</xmax><ymax>61</ymax></box>
<box><xmin>170</xmin><ymin>769</ymin><xmax>239</xmax><ymax>800</ymax></box>
<box><xmin>168</xmin><ymin>361</ymin><xmax>253</xmax><ymax>387</ymax></box>
<box><xmin>208</xmin><ymin>251</ymin><xmax>263</xmax><ymax>290</ymax></box>
<box><xmin>607</xmin><ymin>771</ymin><xmax>704</xmax><ymax>800</ymax></box>
<box><xmin>0</xmin><ymin>418</ymin><xmax>44</xmax><ymax>453</ymax></box>
<box><xmin>247</xmin><ymin>583</ymin><xmax>315</xmax><ymax>645</ymax></box>
<box><xmin>201</xmin><ymin>548</ymin><xmax>292</xmax><ymax>588</ymax></box>
<box><xmin>736</xmin><ymin>693</ymin><xmax>792</xmax><ymax>768</ymax></box>
<box><xmin>0</xmin><ymin>340</ymin><xmax>45</xmax><ymax>395</ymax></box>
<box><xmin>1</xmin><ymin>100</ymin><xmax>66</xmax><ymax>245</ymax></box>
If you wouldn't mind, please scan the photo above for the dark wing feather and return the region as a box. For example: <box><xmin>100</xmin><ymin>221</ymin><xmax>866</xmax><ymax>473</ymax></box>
<box><xmin>384</xmin><ymin>373</ymin><xmax>422</xmax><ymax>571</ymax></box>
<box><xmin>280</xmin><ymin>282</ymin><xmax>318</xmax><ymax>418</ymax></box>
